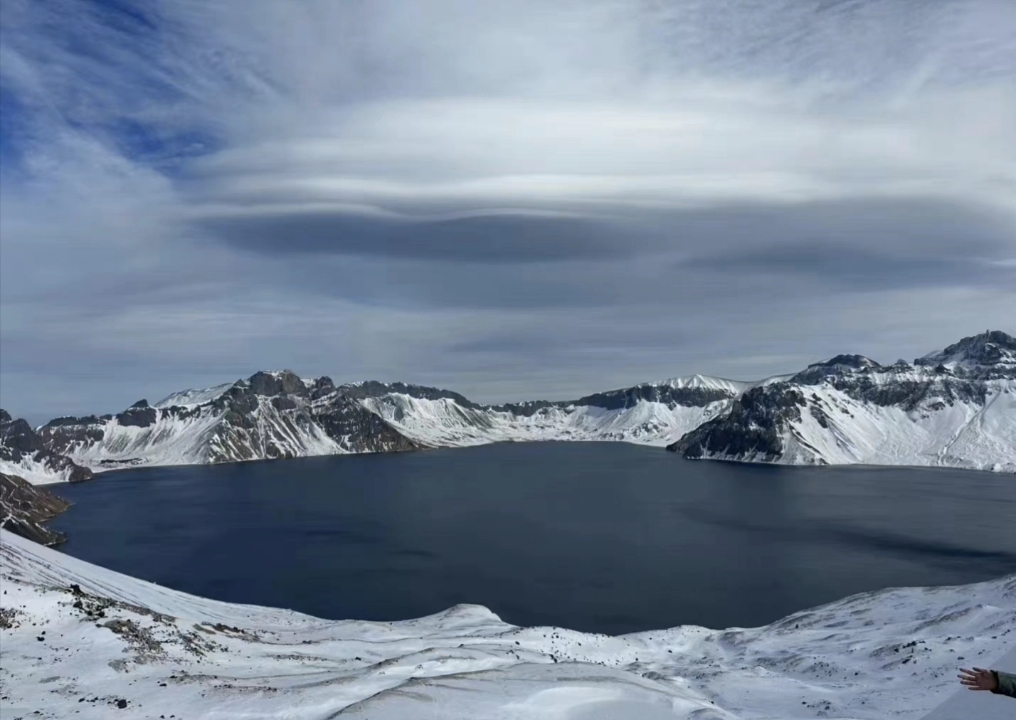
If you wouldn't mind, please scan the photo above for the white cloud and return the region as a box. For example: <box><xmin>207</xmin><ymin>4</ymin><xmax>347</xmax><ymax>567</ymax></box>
<box><xmin>0</xmin><ymin>0</ymin><xmax>1013</xmax><ymax>418</ymax></box>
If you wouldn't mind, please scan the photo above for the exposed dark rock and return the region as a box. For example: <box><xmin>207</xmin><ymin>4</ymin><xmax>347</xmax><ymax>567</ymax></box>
<box><xmin>247</xmin><ymin>370</ymin><xmax>308</xmax><ymax>397</ymax></box>
<box><xmin>0</xmin><ymin>472</ymin><xmax>72</xmax><ymax>545</ymax></box>
<box><xmin>819</xmin><ymin>354</ymin><xmax>880</xmax><ymax>369</ymax></box>
<box><xmin>42</xmin><ymin>415</ymin><xmax>103</xmax><ymax>428</ymax></box>
<box><xmin>573</xmin><ymin>384</ymin><xmax>734</xmax><ymax>410</ymax></box>
<box><xmin>314</xmin><ymin>396</ymin><xmax>421</xmax><ymax>453</ymax></box>
<box><xmin>115</xmin><ymin>404</ymin><xmax>157</xmax><ymax>428</ymax></box>
<box><xmin>37</xmin><ymin>419</ymin><xmax>106</xmax><ymax>457</ymax></box>
<box><xmin>216</xmin><ymin>384</ymin><xmax>260</xmax><ymax>417</ymax></box>
<box><xmin>792</xmin><ymin>355</ymin><xmax>880</xmax><ymax>385</ymax></box>
<box><xmin>339</xmin><ymin>381</ymin><xmax>481</xmax><ymax>409</ymax></box>
<box><xmin>311</xmin><ymin>376</ymin><xmax>336</xmax><ymax>399</ymax></box>
<box><xmin>669</xmin><ymin>331</ymin><xmax>1013</xmax><ymax>466</ymax></box>
<box><xmin>0</xmin><ymin>411</ymin><xmax>38</xmax><ymax>454</ymax></box>
<box><xmin>271</xmin><ymin>395</ymin><xmax>298</xmax><ymax>411</ymax></box>
<box><xmin>915</xmin><ymin>330</ymin><xmax>1016</xmax><ymax>369</ymax></box>
<box><xmin>669</xmin><ymin>383</ymin><xmax>806</xmax><ymax>462</ymax></box>
<box><xmin>1</xmin><ymin>410</ymin><xmax>93</xmax><ymax>483</ymax></box>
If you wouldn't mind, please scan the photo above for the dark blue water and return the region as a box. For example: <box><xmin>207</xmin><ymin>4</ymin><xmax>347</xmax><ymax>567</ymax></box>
<box><xmin>51</xmin><ymin>443</ymin><xmax>1016</xmax><ymax>634</ymax></box>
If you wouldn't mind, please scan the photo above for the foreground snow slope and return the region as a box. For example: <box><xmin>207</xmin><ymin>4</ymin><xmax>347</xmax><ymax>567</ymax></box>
<box><xmin>2</xmin><ymin>530</ymin><xmax>1013</xmax><ymax>719</ymax></box>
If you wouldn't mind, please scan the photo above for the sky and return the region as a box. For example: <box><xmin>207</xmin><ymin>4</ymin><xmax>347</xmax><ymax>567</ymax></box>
<box><xmin>1</xmin><ymin>0</ymin><xmax>1014</xmax><ymax>423</ymax></box>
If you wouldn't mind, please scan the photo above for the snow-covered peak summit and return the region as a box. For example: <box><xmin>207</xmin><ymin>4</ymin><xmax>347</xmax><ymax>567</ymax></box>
<box><xmin>790</xmin><ymin>354</ymin><xmax>881</xmax><ymax>384</ymax></box>
<box><xmin>916</xmin><ymin>330</ymin><xmax>1016</xmax><ymax>370</ymax></box>
<box><xmin>155</xmin><ymin>382</ymin><xmax>234</xmax><ymax>408</ymax></box>
<box><xmin>658</xmin><ymin>374</ymin><xmax>751</xmax><ymax>394</ymax></box>
<box><xmin>813</xmin><ymin>354</ymin><xmax>881</xmax><ymax>370</ymax></box>
<box><xmin>156</xmin><ymin>371</ymin><xmax>320</xmax><ymax>408</ymax></box>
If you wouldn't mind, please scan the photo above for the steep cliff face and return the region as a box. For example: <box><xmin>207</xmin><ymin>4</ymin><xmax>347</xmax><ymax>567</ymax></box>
<box><xmin>36</xmin><ymin>371</ymin><xmax>421</xmax><ymax>471</ymax></box>
<box><xmin>668</xmin><ymin>331</ymin><xmax>1016</xmax><ymax>472</ymax></box>
<box><xmin>674</xmin><ymin>383</ymin><xmax>807</xmax><ymax>463</ymax></box>
<box><xmin>0</xmin><ymin>473</ymin><xmax>72</xmax><ymax>545</ymax></box>
<box><xmin>0</xmin><ymin>410</ymin><xmax>94</xmax><ymax>484</ymax></box>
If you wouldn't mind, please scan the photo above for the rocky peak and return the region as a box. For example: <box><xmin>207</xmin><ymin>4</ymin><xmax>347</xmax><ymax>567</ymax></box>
<box><xmin>311</xmin><ymin>376</ymin><xmax>336</xmax><ymax>400</ymax></box>
<box><xmin>42</xmin><ymin>415</ymin><xmax>102</xmax><ymax>428</ymax></box>
<box><xmin>1</xmin><ymin>410</ymin><xmax>42</xmax><ymax>454</ymax></box>
<box><xmin>247</xmin><ymin>370</ymin><xmax>309</xmax><ymax>397</ymax></box>
<box><xmin>1</xmin><ymin>410</ymin><xmax>94</xmax><ymax>483</ymax></box>
<box><xmin>916</xmin><ymin>330</ymin><xmax>1016</xmax><ymax>369</ymax></box>
<box><xmin>792</xmin><ymin>354</ymin><xmax>880</xmax><ymax>385</ymax></box>
<box><xmin>116</xmin><ymin>402</ymin><xmax>158</xmax><ymax>428</ymax></box>
<box><xmin>819</xmin><ymin>354</ymin><xmax>880</xmax><ymax>369</ymax></box>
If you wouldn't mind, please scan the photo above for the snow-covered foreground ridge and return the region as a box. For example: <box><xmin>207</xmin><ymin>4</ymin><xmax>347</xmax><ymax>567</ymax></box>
<box><xmin>4</xmin><ymin>330</ymin><xmax>1015</xmax><ymax>483</ymax></box>
<box><xmin>1</xmin><ymin>530</ymin><xmax>1014</xmax><ymax>720</ymax></box>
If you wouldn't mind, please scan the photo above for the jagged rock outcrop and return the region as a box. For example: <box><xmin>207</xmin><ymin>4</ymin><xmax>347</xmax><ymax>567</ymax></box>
<box><xmin>0</xmin><ymin>472</ymin><xmax>72</xmax><ymax>545</ymax></box>
<box><xmin>674</xmin><ymin>384</ymin><xmax>807</xmax><ymax>462</ymax></box>
<box><xmin>915</xmin><ymin>329</ymin><xmax>1016</xmax><ymax>374</ymax></box>
<box><xmin>35</xmin><ymin>372</ymin><xmax>424</xmax><ymax>470</ymax></box>
<box><xmin>0</xmin><ymin>410</ymin><xmax>94</xmax><ymax>484</ymax></box>
<box><xmin>668</xmin><ymin>331</ymin><xmax>1016</xmax><ymax>472</ymax></box>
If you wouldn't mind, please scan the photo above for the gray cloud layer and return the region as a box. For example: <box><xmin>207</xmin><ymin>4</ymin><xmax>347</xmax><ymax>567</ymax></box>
<box><xmin>1</xmin><ymin>0</ymin><xmax>1014</xmax><ymax>422</ymax></box>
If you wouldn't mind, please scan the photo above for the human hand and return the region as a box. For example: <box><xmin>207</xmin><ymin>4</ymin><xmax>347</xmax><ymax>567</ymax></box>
<box><xmin>959</xmin><ymin>667</ymin><xmax>999</xmax><ymax>692</ymax></box>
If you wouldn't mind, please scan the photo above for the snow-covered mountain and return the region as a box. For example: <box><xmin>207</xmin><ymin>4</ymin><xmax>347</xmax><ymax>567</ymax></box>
<box><xmin>33</xmin><ymin>371</ymin><xmax>744</xmax><ymax>475</ymax></box>
<box><xmin>669</xmin><ymin>331</ymin><xmax>1016</xmax><ymax>472</ymax></box>
<box><xmin>16</xmin><ymin>330</ymin><xmax>1016</xmax><ymax>477</ymax></box>
<box><xmin>361</xmin><ymin>373</ymin><xmax>746</xmax><ymax>447</ymax></box>
<box><xmin>35</xmin><ymin>372</ymin><xmax>420</xmax><ymax>474</ymax></box>
<box><xmin>0</xmin><ymin>410</ymin><xmax>93</xmax><ymax>485</ymax></box>
<box><xmin>2</xmin><ymin>529</ymin><xmax>1014</xmax><ymax>719</ymax></box>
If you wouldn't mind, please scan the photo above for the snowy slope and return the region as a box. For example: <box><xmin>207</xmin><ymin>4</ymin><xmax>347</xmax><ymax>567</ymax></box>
<box><xmin>362</xmin><ymin>390</ymin><xmax>736</xmax><ymax>448</ymax></box>
<box><xmin>49</xmin><ymin>402</ymin><xmax>344</xmax><ymax>470</ymax></box>
<box><xmin>670</xmin><ymin>332</ymin><xmax>1016</xmax><ymax>473</ymax></box>
<box><xmin>0</xmin><ymin>455</ymin><xmax>83</xmax><ymax>485</ymax></box>
<box><xmin>154</xmin><ymin>381</ymin><xmax>234</xmax><ymax>408</ymax></box>
<box><xmin>0</xmin><ymin>410</ymin><xmax>92</xmax><ymax>485</ymax></box>
<box><xmin>22</xmin><ymin>331</ymin><xmax>1016</xmax><ymax>476</ymax></box>
<box><xmin>47</xmin><ymin>405</ymin><xmax>226</xmax><ymax>469</ymax></box>
<box><xmin>34</xmin><ymin>371</ymin><xmax>745</xmax><ymax>474</ymax></box>
<box><xmin>36</xmin><ymin>373</ymin><xmax>419</xmax><ymax>473</ymax></box>
<box><xmin>2</xmin><ymin>529</ymin><xmax>1014</xmax><ymax>719</ymax></box>
<box><xmin>747</xmin><ymin>379</ymin><xmax>1016</xmax><ymax>471</ymax></box>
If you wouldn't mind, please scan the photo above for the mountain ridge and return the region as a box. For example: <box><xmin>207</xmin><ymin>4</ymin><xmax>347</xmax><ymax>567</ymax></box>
<box><xmin>4</xmin><ymin>331</ymin><xmax>1013</xmax><ymax>482</ymax></box>
<box><xmin>669</xmin><ymin>330</ymin><xmax>1015</xmax><ymax>472</ymax></box>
